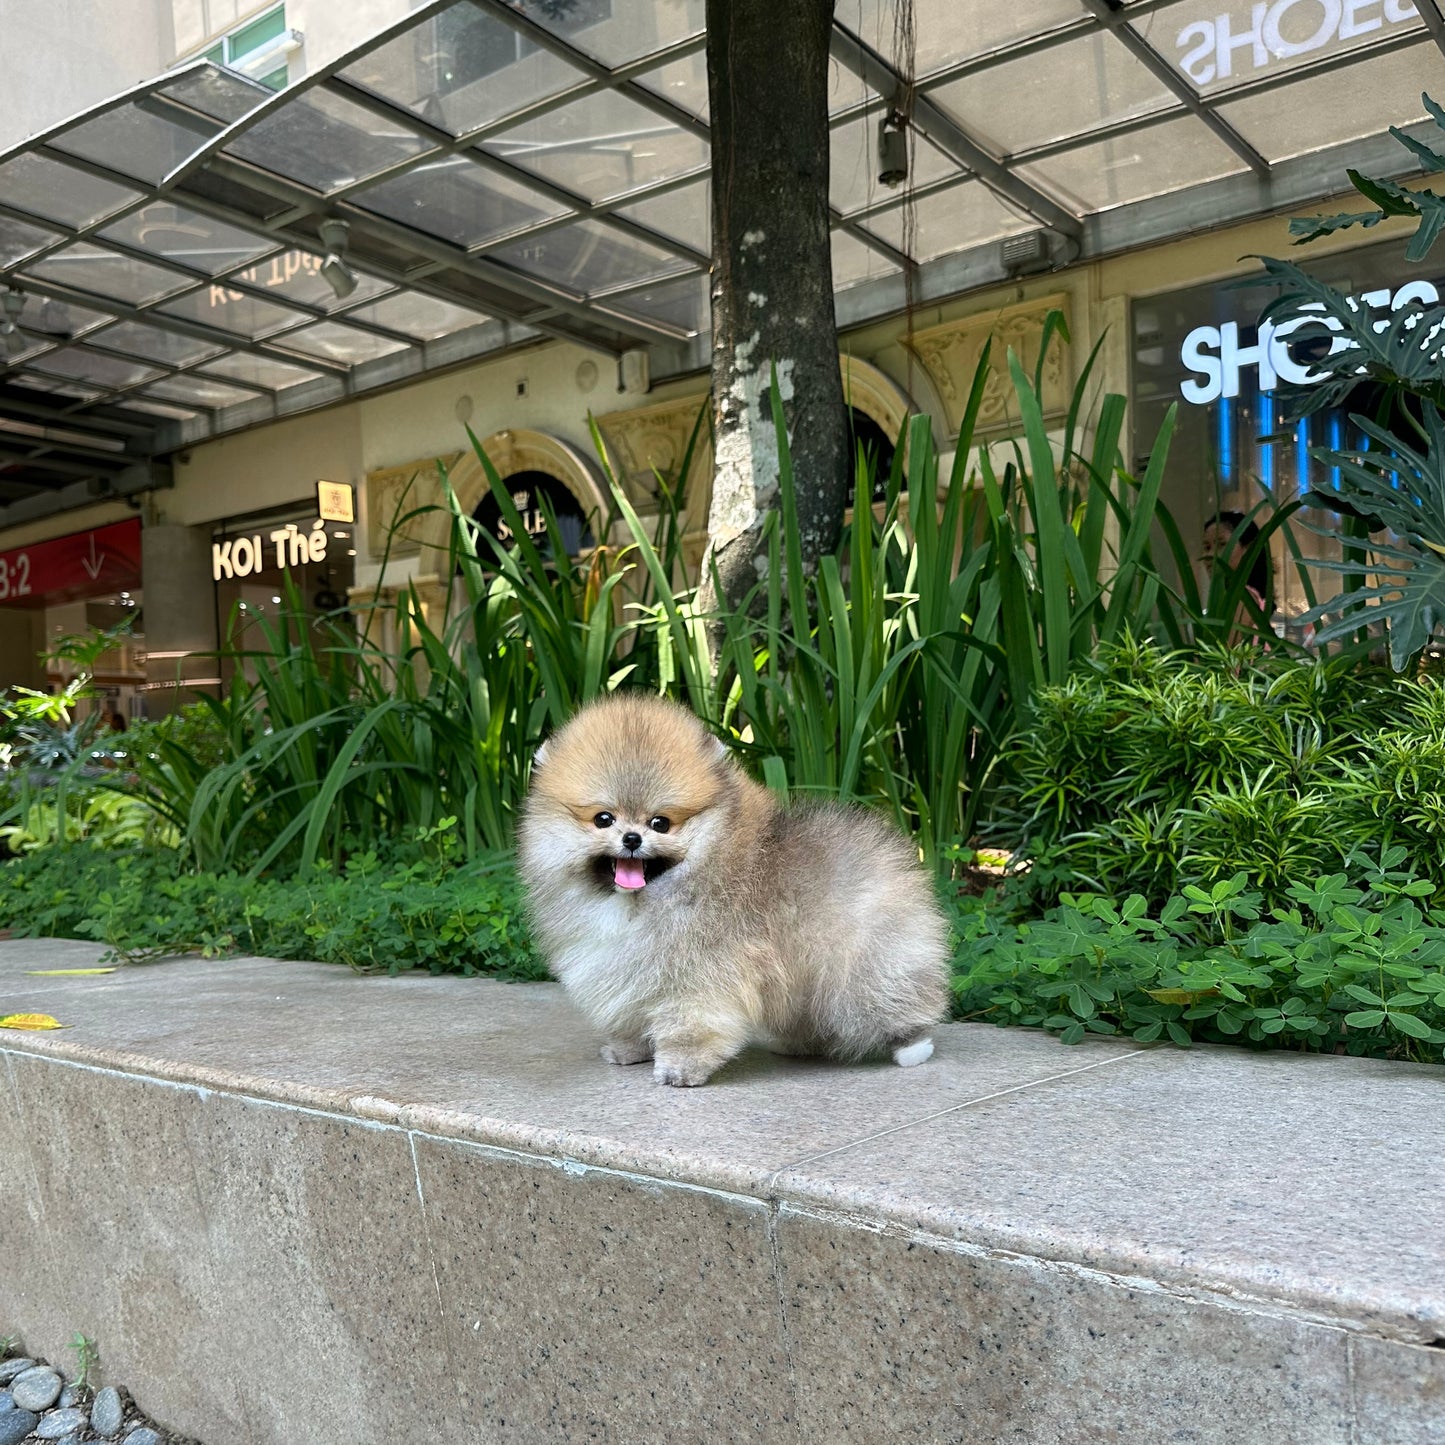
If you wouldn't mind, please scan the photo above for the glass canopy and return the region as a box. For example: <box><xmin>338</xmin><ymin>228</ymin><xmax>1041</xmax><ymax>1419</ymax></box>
<box><xmin>0</xmin><ymin>0</ymin><xmax>1439</xmax><ymax>501</ymax></box>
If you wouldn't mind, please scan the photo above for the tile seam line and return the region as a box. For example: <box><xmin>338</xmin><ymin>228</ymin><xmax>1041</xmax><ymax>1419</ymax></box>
<box><xmin>0</xmin><ymin>1045</ymin><xmax>768</xmax><ymax>1207</ymax></box>
<box><xmin>765</xmin><ymin>1045</ymin><xmax>1158</xmax><ymax>1186</ymax></box>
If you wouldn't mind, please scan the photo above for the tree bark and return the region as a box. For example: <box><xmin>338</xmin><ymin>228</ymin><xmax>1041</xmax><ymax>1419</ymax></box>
<box><xmin>701</xmin><ymin>0</ymin><xmax>848</xmax><ymax>619</ymax></box>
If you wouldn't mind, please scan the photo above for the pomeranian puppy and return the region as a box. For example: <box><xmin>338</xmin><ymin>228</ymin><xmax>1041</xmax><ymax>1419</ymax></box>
<box><xmin>517</xmin><ymin>694</ymin><xmax>949</xmax><ymax>1087</ymax></box>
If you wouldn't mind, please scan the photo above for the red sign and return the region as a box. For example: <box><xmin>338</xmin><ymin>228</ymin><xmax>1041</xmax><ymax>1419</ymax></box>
<box><xmin>0</xmin><ymin>519</ymin><xmax>143</xmax><ymax>608</ymax></box>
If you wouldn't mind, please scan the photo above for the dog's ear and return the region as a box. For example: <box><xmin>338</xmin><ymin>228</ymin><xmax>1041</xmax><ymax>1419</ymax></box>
<box><xmin>533</xmin><ymin>739</ymin><xmax>550</xmax><ymax>770</ymax></box>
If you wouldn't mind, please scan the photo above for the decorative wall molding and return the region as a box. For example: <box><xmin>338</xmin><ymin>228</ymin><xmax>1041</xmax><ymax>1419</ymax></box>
<box><xmin>364</xmin><ymin>453</ymin><xmax>460</xmax><ymax>560</ymax></box>
<box><xmin>412</xmin><ymin>428</ymin><xmax>610</xmax><ymax>562</ymax></box>
<box><xmin>594</xmin><ymin>394</ymin><xmax>711</xmax><ymax>516</ymax></box>
<box><xmin>841</xmin><ymin>355</ymin><xmax>914</xmax><ymax>449</ymax></box>
<box><xmin>905</xmin><ymin>294</ymin><xmax>1071</xmax><ymax>439</ymax></box>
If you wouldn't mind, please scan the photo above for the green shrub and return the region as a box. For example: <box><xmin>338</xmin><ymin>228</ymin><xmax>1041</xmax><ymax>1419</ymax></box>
<box><xmin>0</xmin><ymin>842</ymin><xmax>543</xmax><ymax>980</ymax></box>
<box><xmin>0</xmin><ymin>790</ymin><xmax>177</xmax><ymax>854</ymax></box>
<box><xmin>129</xmin><ymin>321</ymin><xmax>1288</xmax><ymax>879</ymax></box>
<box><xmin>951</xmin><ymin>850</ymin><xmax>1445</xmax><ymax>1064</ymax></box>
<box><xmin>995</xmin><ymin>640</ymin><xmax>1411</xmax><ymax>907</ymax></box>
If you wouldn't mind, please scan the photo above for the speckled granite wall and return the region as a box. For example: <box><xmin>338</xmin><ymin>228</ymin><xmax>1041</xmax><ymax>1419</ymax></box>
<box><xmin>1</xmin><ymin>942</ymin><xmax>1442</xmax><ymax>1444</ymax></box>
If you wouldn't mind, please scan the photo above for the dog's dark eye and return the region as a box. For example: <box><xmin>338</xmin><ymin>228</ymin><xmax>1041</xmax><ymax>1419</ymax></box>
<box><xmin>649</xmin><ymin>816</ymin><xmax>671</xmax><ymax>833</ymax></box>
<box><xmin>593</xmin><ymin>812</ymin><xmax>614</xmax><ymax>828</ymax></box>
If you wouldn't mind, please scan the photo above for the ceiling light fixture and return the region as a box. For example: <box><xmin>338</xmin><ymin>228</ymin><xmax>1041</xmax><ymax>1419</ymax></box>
<box><xmin>1</xmin><ymin>289</ymin><xmax>27</xmax><ymax>356</ymax></box>
<box><xmin>877</xmin><ymin>108</ymin><xmax>909</xmax><ymax>188</ymax></box>
<box><xmin>317</xmin><ymin>219</ymin><xmax>358</xmax><ymax>300</ymax></box>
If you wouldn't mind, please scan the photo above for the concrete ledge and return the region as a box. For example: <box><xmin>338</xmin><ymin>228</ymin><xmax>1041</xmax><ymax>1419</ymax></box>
<box><xmin>0</xmin><ymin>939</ymin><xmax>1442</xmax><ymax>1443</ymax></box>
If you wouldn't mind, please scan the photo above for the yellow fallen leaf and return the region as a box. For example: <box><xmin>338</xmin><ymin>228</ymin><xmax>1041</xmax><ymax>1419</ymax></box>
<box><xmin>0</xmin><ymin>1013</ymin><xmax>67</xmax><ymax>1030</ymax></box>
<box><xmin>24</xmin><ymin>968</ymin><xmax>116</xmax><ymax>976</ymax></box>
<box><xmin>1145</xmin><ymin>988</ymin><xmax>1219</xmax><ymax>1005</ymax></box>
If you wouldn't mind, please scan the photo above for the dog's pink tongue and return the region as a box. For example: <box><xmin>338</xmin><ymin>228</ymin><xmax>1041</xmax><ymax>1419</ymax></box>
<box><xmin>614</xmin><ymin>858</ymin><xmax>648</xmax><ymax>891</ymax></box>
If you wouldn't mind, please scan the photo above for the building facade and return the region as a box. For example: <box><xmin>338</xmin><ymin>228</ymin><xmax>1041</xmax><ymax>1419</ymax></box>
<box><xmin>0</xmin><ymin>0</ymin><xmax>1440</xmax><ymax>713</ymax></box>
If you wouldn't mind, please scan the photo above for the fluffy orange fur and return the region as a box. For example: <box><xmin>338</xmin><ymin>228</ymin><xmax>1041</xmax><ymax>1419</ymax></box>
<box><xmin>518</xmin><ymin>694</ymin><xmax>949</xmax><ymax>1086</ymax></box>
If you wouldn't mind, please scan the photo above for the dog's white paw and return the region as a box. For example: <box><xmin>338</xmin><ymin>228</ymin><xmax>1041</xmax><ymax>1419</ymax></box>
<box><xmin>600</xmin><ymin>1040</ymin><xmax>652</xmax><ymax>1066</ymax></box>
<box><xmin>652</xmin><ymin>1055</ymin><xmax>712</xmax><ymax>1087</ymax></box>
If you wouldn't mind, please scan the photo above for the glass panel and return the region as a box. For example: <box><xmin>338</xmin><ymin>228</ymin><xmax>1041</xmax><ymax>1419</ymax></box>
<box><xmin>0</xmin><ymin>215</ymin><xmax>62</xmax><ymax>267</ymax></box>
<box><xmin>831</xmin><ymin>111</ymin><xmax>959</xmax><ymax>216</ymax></box>
<box><xmin>199</xmin><ymin>351</ymin><xmax>323</xmax><ymax>388</ymax></box>
<box><xmin>614</xmin><ymin>177</ymin><xmax>710</xmax><ymax>252</ymax></box>
<box><xmin>861</xmin><ymin>180</ymin><xmax>1033</xmax><ymax>262</ymax></box>
<box><xmin>836</xmin><ymin>0</ymin><xmax>1083</xmax><ymax>78</ymax></box>
<box><xmin>831</xmin><ymin>229</ymin><xmax>901</xmax><ymax>289</ymax></box>
<box><xmin>340</xmin><ymin>291</ymin><xmax>489</xmax><ymax>339</ymax></box>
<box><xmin>26</xmin><ymin>297</ymin><xmax>111</xmax><ymax>341</ymax></box>
<box><xmin>123</xmin><ymin>397</ymin><xmax>200</xmax><ymax>420</ymax></box>
<box><xmin>486</xmin><ymin>90</ymin><xmax>709</xmax><ymax>203</ymax></box>
<box><xmin>19</xmin><ymin>376</ymin><xmax>106</xmax><ymax>401</ymax></box>
<box><xmin>603</xmin><ymin>272</ymin><xmax>707</xmax><ymax>335</ymax></box>
<box><xmin>1135</xmin><ymin>0</ymin><xmax>1426</xmax><ymax>95</ymax></box>
<box><xmin>145</xmin><ymin>375</ymin><xmax>263</xmax><ymax>407</ymax></box>
<box><xmin>32</xmin><ymin>348</ymin><xmax>164</xmax><ymax>390</ymax></box>
<box><xmin>340</xmin><ymin>5</ymin><xmax>588</xmax><ymax>137</ymax></box>
<box><xmin>157</xmin><ymin>286</ymin><xmax>313</xmax><ymax>338</ymax></box>
<box><xmin>0</xmin><ymin>335</ymin><xmax>53</xmax><ymax>365</ymax></box>
<box><xmin>359</xmin><ymin>156</ymin><xmax>567</xmax><ymax>247</ymax></box>
<box><xmin>89</xmin><ymin>320</ymin><xmax>223</xmax><ymax>367</ymax></box>
<box><xmin>635</xmin><ymin>50</ymin><xmax>709</xmax><ymax>121</ymax></box>
<box><xmin>489</xmin><ymin>217</ymin><xmax>689</xmax><ymax>293</ymax></box>
<box><xmin>1215</xmin><ymin>43</ymin><xmax>1437</xmax><ymax>162</ymax></box>
<box><xmin>49</xmin><ymin>103</ymin><xmax>217</xmax><ymax>186</ymax></box>
<box><xmin>0</xmin><ymin>154</ymin><xmax>140</xmax><ymax>228</ymax></box>
<box><xmin>829</xmin><ymin>55</ymin><xmax>873</xmax><ymax>115</ymax></box>
<box><xmin>161</xmin><ymin>65</ymin><xmax>270</xmax><ymax>122</ymax></box>
<box><xmin>275</xmin><ymin>321</ymin><xmax>410</xmax><ymax>363</ymax></box>
<box><xmin>227</xmin><ymin>250</ymin><xmax>390</xmax><ymax>311</ymax></box>
<box><xmin>99</xmin><ymin>204</ymin><xmax>272</xmax><ymax>276</ymax></box>
<box><xmin>1017</xmin><ymin>117</ymin><xmax>1247</xmax><ymax>211</ymax></box>
<box><xmin>230</xmin><ymin>4</ymin><xmax>287</xmax><ymax>58</ymax></box>
<box><xmin>23</xmin><ymin>244</ymin><xmax>193</xmax><ymax>305</ymax></box>
<box><xmin>226</xmin><ymin>88</ymin><xmax>434</xmax><ymax>192</ymax></box>
<box><xmin>931</xmin><ymin>31</ymin><xmax>1174</xmax><ymax>155</ymax></box>
<box><xmin>507</xmin><ymin>0</ymin><xmax>704</xmax><ymax>67</ymax></box>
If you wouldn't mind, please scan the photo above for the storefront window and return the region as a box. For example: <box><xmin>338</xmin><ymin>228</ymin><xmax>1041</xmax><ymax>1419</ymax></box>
<box><xmin>473</xmin><ymin>471</ymin><xmax>595</xmax><ymax>557</ymax></box>
<box><xmin>1131</xmin><ymin>236</ymin><xmax>1440</xmax><ymax>620</ymax></box>
<box><xmin>212</xmin><ymin>506</ymin><xmax>356</xmax><ymax>684</ymax></box>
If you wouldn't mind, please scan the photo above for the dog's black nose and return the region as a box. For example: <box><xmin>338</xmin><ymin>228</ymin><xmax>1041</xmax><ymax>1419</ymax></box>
<box><xmin>622</xmin><ymin>831</ymin><xmax>642</xmax><ymax>852</ymax></box>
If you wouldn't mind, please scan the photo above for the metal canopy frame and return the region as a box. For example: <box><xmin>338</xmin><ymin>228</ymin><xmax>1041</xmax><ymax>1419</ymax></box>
<box><xmin>0</xmin><ymin>0</ymin><xmax>1440</xmax><ymax>505</ymax></box>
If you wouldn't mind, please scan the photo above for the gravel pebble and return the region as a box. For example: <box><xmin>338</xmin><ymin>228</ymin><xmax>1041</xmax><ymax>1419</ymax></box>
<box><xmin>0</xmin><ymin>1409</ymin><xmax>39</xmax><ymax>1445</ymax></box>
<box><xmin>0</xmin><ymin>1361</ymin><xmax>32</xmax><ymax>1385</ymax></box>
<box><xmin>36</xmin><ymin>1407</ymin><xmax>88</xmax><ymax>1438</ymax></box>
<box><xmin>12</xmin><ymin>1366</ymin><xmax>63</xmax><ymax>1411</ymax></box>
<box><xmin>123</xmin><ymin>1428</ymin><xmax>163</xmax><ymax>1445</ymax></box>
<box><xmin>0</xmin><ymin>1391</ymin><xmax>10</xmax><ymax>1412</ymax></box>
<box><xmin>57</xmin><ymin>1384</ymin><xmax>83</xmax><ymax>1408</ymax></box>
<box><xmin>92</xmin><ymin>1384</ymin><xmax>126</xmax><ymax>1436</ymax></box>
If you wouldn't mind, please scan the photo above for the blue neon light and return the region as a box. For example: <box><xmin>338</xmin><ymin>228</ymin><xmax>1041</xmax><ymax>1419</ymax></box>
<box><xmin>1258</xmin><ymin>391</ymin><xmax>1274</xmax><ymax>489</ymax></box>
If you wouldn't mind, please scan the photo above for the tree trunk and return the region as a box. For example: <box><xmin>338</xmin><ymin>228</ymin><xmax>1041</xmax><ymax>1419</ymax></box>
<box><xmin>701</xmin><ymin>0</ymin><xmax>848</xmax><ymax>620</ymax></box>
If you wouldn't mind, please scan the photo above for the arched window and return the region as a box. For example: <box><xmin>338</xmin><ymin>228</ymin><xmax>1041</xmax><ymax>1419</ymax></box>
<box><xmin>472</xmin><ymin>469</ymin><xmax>595</xmax><ymax>557</ymax></box>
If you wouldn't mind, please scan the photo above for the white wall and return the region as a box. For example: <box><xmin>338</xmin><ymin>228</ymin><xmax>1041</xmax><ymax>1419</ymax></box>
<box><xmin>0</xmin><ymin>0</ymin><xmax>175</xmax><ymax>149</ymax></box>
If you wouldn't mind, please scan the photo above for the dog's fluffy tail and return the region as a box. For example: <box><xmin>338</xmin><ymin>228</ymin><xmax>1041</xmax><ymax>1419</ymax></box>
<box><xmin>892</xmin><ymin>1037</ymin><xmax>933</xmax><ymax>1068</ymax></box>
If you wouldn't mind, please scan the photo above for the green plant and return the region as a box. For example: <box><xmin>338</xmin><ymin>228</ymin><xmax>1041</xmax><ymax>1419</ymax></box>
<box><xmin>951</xmin><ymin>851</ymin><xmax>1445</xmax><ymax>1064</ymax></box>
<box><xmin>0</xmin><ymin>844</ymin><xmax>544</xmax><ymax>980</ymax></box>
<box><xmin>0</xmin><ymin>790</ymin><xmax>177</xmax><ymax>854</ymax></box>
<box><xmin>996</xmin><ymin>639</ymin><xmax>1409</xmax><ymax>907</ymax></box>
<box><xmin>126</xmin><ymin>318</ymin><xmax>1280</xmax><ymax>878</ymax></box>
<box><xmin>69</xmin><ymin>1333</ymin><xmax>97</xmax><ymax>1391</ymax></box>
<box><xmin>1254</xmin><ymin>92</ymin><xmax>1445</xmax><ymax>668</ymax></box>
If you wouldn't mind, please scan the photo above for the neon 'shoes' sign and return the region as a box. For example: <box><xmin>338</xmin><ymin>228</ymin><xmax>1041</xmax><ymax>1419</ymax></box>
<box><xmin>1178</xmin><ymin>281</ymin><xmax>1441</xmax><ymax>404</ymax></box>
<box><xmin>1175</xmin><ymin>0</ymin><xmax>1419</xmax><ymax>85</ymax></box>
